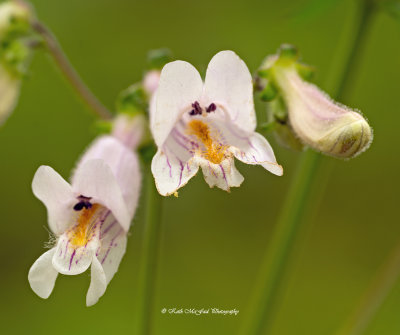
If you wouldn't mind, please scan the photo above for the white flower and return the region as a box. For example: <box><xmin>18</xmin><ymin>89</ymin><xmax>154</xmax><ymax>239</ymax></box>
<box><xmin>0</xmin><ymin>64</ymin><xmax>20</xmax><ymax>124</ymax></box>
<box><xmin>150</xmin><ymin>50</ymin><xmax>283</xmax><ymax>196</ymax></box>
<box><xmin>28</xmin><ymin>135</ymin><xmax>141</xmax><ymax>306</ymax></box>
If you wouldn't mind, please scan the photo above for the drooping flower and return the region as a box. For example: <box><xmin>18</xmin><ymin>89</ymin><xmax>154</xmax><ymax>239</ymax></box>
<box><xmin>150</xmin><ymin>50</ymin><xmax>283</xmax><ymax>196</ymax></box>
<box><xmin>28</xmin><ymin>135</ymin><xmax>141</xmax><ymax>306</ymax></box>
<box><xmin>258</xmin><ymin>45</ymin><xmax>373</xmax><ymax>158</ymax></box>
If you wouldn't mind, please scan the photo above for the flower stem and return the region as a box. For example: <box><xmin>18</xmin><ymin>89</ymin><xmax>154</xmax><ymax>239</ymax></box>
<box><xmin>241</xmin><ymin>1</ymin><xmax>376</xmax><ymax>334</ymax></box>
<box><xmin>136</xmin><ymin>170</ymin><xmax>163</xmax><ymax>335</ymax></box>
<box><xmin>334</xmin><ymin>241</ymin><xmax>400</xmax><ymax>335</ymax></box>
<box><xmin>31</xmin><ymin>20</ymin><xmax>112</xmax><ymax>120</ymax></box>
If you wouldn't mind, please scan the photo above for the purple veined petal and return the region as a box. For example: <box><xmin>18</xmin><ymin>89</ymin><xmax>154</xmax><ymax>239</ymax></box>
<box><xmin>72</xmin><ymin>159</ymin><xmax>131</xmax><ymax>231</ymax></box>
<box><xmin>97</xmin><ymin>217</ymin><xmax>127</xmax><ymax>284</ymax></box>
<box><xmin>196</xmin><ymin>156</ymin><xmax>244</xmax><ymax>191</ymax></box>
<box><xmin>86</xmin><ymin>256</ymin><xmax>107</xmax><ymax>306</ymax></box>
<box><xmin>208</xmin><ymin>117</ymin><xmax>283</xmax><ymax>176</ymax></box>
<box><xmin>152</xmin><ymin>60</ymin><xmax>203</xmax><ymax>147</ymax></box>
<box><xmin>151</xmin><ymin>122</ymin><xmax>200</xmax><ymax>196</ymax></box>
<box><xmin>73</xmin><ymin>136</ymin><xmax>141</xmax><ymax>221</ymax></box>
<box><xmin>52</xmin><ymin>232</ymin><xmax>99</xmax><ymax>275</ymax></box>
<box><xmin>28</xmin><ymin>248</ymin><xmax>59</xmax><ymax>299</ymax></box>
<box><xmin>32</xmin><ymin>165</ymin><xmax>75</xmax><ymax>234</ymax></box>
<box><xmin>203</xmin><ymin>50</ymin><xmax>256</xmax><ymax>133</ymax></box>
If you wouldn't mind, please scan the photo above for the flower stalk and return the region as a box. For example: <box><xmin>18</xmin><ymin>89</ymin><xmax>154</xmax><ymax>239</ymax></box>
<box><xmin>136</xmin><ymin>170</ymin><xmax>164</xmax><ymax>335</ymax></box>
<box><xmin>31</xmin><ymin>20</ymin><xmax>112</xmax><ymax>120</ymax></box>
<box><xmin>241</xmin><ymin>1</ymin><xmax>376</xmax><ymax>334</ymax></box>
<box><xmin>334</xmin><ymin>240</ymin><xmax>400</xmax><ymax>335</ymax></box>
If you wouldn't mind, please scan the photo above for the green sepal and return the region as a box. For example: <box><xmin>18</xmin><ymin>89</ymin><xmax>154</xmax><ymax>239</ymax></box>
<box><xmin>278</xmin><ymin>44</ymin><xmax>299</xmax><ymax>61</ymax></box>
<box><xmin>0</xmin><ymin>39</ymin><xmax>31</xmax><ymax>77</ymax></box>
<box><xmin>147</xmin><ymin>48</ymin><xmax>173</xmax><ymax>70</ymax></box>
<box><xmin>116</xmin><ymin>83</ymin><xmax>148</xmax><ymax>116</ymax></box>
<box><xmin>260</xmin><ymin>80</ymin><xmax>278</xmax><ymax>102</ymax></box>
<box><xmin>296</xmin><ymin>62</ymin><xmax>315</xmax><ymax>81</ymax></box>
<box><xmin>91</xmin><ymin>120</ymin><xmax>113</xmax><ymax>135</ymax></box>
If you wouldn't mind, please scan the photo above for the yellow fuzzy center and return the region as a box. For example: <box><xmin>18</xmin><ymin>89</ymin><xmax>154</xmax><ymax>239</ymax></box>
<box><xmin>188</xmin><ymin>119</ymin><xmax>228</xmax><ymax>165</ymax></box>
<box><xmin>69</xmin><ymin>204</ymin><xmax>100</xmax><ymax>247</ymax></box>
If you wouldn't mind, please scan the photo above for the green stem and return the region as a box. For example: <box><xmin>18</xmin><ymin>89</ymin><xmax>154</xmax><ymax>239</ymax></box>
<box><xmin>335</xmin><ymin>241</ymin><xmax>400</xmax><ymax>335</ymax></box>
<box><xmin>241</xmin><ymin>1</ymin><xmax>376</xmax><ymax>334</ymax></box>
<box><xmin>31</xmin><ymin>20</ymin><xmax>112</xmax><ymax>120</ymax></box>
<box><xmin>136</xmin><ymin>170</ymin><xmax>163</xmax><ymax>335</ymax></box>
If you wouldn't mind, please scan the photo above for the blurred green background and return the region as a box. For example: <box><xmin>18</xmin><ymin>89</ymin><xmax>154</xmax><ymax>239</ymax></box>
<box><xmin>0</xmin><ymin>0</ymin><xmax>399</xmax><ymax>334</ymax></box>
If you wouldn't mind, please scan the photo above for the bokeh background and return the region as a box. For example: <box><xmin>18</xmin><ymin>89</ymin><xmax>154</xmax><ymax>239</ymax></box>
<box><xmin>0</xmin><ymin>0</ymin><xmax>399</xmax><ymax>334</ymax></box>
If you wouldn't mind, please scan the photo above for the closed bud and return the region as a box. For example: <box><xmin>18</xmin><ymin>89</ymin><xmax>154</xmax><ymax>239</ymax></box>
<box><xmin>258</xmin><ymin>44</ymin><xmax>373</xmax><ymax>159</ymax></box>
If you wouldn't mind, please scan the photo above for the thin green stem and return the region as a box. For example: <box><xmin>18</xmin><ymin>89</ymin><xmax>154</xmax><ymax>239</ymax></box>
<box><xmin>335</xmin><ymin>241</ymin><xmax>400</xmax><ymax>335</ymax></box>
<box><xmin>136</xmin><ymin>170</ymin><xmax>163</xmax><ymax>335</ymax></box>
<box><xmin>241</xmin><ymin>1</ymin><xmax>376</xmax><ymax>334</ymax></box>
<box><xmin>31</xmin><ymin>20</ymin><xmax>112</xmax><ymax>120</ymax></box>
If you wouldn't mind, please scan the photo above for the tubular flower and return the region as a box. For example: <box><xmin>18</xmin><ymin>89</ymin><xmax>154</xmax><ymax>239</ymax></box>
<box><xmin>150</xmin><ymin>50</ymin><xmax>283</xmax><ymax>196</ymax></box>
<box><xmin>274</xmin><ymin>67</ymin><xmax>372</xmax><ymax>158</ymax></box>
<box><xmin>28</xmin><ymin>135</ymin><xmax>141</xmax><ymax>306</ymax></box>
<box><xmin>259</xmin><ymin>46</ymin><xmax>373</xmax><ymax>158</ymax></box>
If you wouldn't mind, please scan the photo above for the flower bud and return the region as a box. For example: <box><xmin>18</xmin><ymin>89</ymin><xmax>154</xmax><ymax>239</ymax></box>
<box><xmin>257</xmin><ymin>45</ymin><xmax>373</xmax><ymax>159</ymax></box>
<box><xmin>143</xmin><ymin>70</ymin><xmax>160</xmax><ymax>96</ymax></box>
<box><xmin>0</xmin><ymin>1</ymin><xmax>34</xmax><ymax>125</ymax></box>
<box><xmin>112</xmin><ymin>113</ymin><xmax>148</xmax><ymax>150</ymax></box>
<box><xmin>0</xmin><ymin>62</ymin><xmax>20</xmax><ymax>124</ymax></box>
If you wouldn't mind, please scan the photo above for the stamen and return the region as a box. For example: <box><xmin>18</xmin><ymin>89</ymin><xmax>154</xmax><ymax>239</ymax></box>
<box><xmin>187</xmin><ymin>119</ymin><xmax>228</xmax><ymax>164</ymax></box>
<box><xmin>69</xmin><ymin>203</ymin><xmax>102</xmax><ymax>247</ymax></box>
<box><xmin>189</xmin><ymin>101</ymin><xmax>203</xmax><ymax>116</ymax></box>
<box><xmin>206</xmin><ymin>103</ymin><xmax>216</xmax><ymax>113</ymax></box>
<box><xmin>73</xmin><ymin>195</ymin><xmax>93</xmax><ymax>211</ymax></box>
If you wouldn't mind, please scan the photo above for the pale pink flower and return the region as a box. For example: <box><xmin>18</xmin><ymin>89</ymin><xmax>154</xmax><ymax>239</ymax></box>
<box><xmin>150</xmin><ymin>50</ymin><xmax>283</xmax><ymax>196</ymax></box>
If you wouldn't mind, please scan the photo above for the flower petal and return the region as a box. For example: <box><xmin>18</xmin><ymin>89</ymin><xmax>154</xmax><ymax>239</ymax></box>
<box><xmin>197</xmin><ymin>157</ymin><xmax>244</xmax><ymax>191</ymax></box>
<box><xmin>28</xmin><ymin>248</ymin><xmax>58</xmax><ymax>299</ymax></box>
<box><xmin>204</xmin><ymin>50</ymin><xmax>256</xmax><ymax>132</ymax></box>
<box><xmin>32</xmin><ymin>166</ymin><xmax>74</xmax><ymax>234</ymax></box>
<box><xmin>52</xmin><ymin>232</ymin><xmax>98</xmax><ymax>275</ymax></box>
<box><xmin>86</xmin><ymin>256</ymin><xmax>107</xmax><ymax>306</ymax></box>
<box><xmin>151</xmin><ymin>127</ymin><xmax>200</xmax><ymax>196</ymax></box>
<box><xmin>233</xmin><ymin>132</ymin><xmax>283</xmax><ymax>176</ymax></box>
<box><xmin>72</xmin><ymin>159</ymin><xmax>131</xmax><ymax>231</ymax></box>
<box><xmin>74</xmin><ymin>136</ymin><xmax>141</xmax><ymax>220</ymax></box>
<box><xmin>152</xmin><ymin>60</ymin><xmax>203</xmax><ymax>147</ymax></box>
<box><xmin>97</xmin><ymin>218</ymin><xmax>127</xmax><ymax>284</ymax></box>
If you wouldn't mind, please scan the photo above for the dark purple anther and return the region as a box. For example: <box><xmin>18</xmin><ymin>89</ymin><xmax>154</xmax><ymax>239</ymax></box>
<box><xmin>189</xmin><ymin>101</ymin><xmax>202</xmax><ymax>116</ymax></box>
<box><xmin>206</xmin><ymin>103</ymin><xmax>217</xmax><ymax>113</ymax></box>
<box><xmin>73</xmin><ymin>195</ymin><xmax>93</xmax><ymax>211</ymax></box>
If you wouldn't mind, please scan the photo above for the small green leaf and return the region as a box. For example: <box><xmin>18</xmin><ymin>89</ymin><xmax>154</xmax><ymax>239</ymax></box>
<box><xmin>147</xmin><ymin>48</ymin><xmax>173</xmax><ymax>70</ymax></box>
<box><xmin>116</xmin><ymin>83</ymin><xmax>148</xmax><ymax>116</ymax></box>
